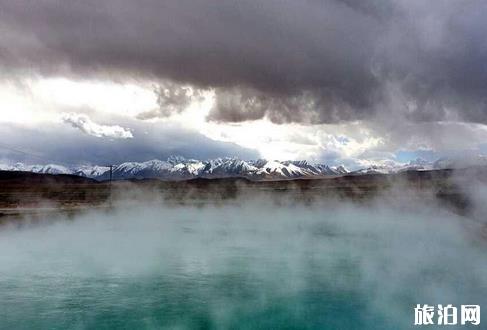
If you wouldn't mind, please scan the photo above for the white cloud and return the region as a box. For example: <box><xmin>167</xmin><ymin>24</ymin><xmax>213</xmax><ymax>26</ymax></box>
<box><xmin>3</xmin><ymin>75</ymin><xmax>486</xmax><ymax>165</ymax></box>
<box><xmin>0</xmin><ymin>77</ymin><xmax>158</xmax><ymax>125</ymax></box>
<box><xmin>62</xmin><ymin>113</ymin><xmax>133</xmax><ymax>139</ymax></box>
<box><xmin>35</xmin><ymin>78</ymin><xmax>158</xmax><ymax>117</ymax></box>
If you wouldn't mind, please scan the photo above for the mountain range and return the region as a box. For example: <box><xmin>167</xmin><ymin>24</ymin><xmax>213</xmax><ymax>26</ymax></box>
<box><xmin>1</xmin><ymin>155</ymin><xmax>486</xmax><ymax>181</ymax></box>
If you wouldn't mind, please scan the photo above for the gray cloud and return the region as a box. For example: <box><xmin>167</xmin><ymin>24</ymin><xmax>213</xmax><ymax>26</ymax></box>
<box><xmin>136</xmin><ymin>82</ymin><xmax>204</xmax><ymax>120</ymax></box>
<box><xmin>0</xmin><ymin>121</ymin><xmax>259</xmax><ymax>165</ymax></box>
<box><xmin>0</xmin><ymin>0</ymin><xmax>486</xmax><ymax>124</ymax></box>
<box><xmin>209</xmin><ymin>87</ymin><xmax>367</xmax><ymax>124</ymax></box>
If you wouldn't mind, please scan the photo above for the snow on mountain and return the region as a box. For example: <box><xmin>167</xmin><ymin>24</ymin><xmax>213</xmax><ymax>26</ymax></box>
<box><xmin>0</xmin><ymin>163</ymin><xmax>21</xmax><ymax>171</ymax></box>
<box><xmin>332</xmin><ymin>165</ymin><xmax>349</xmax><ymax>174</ymax></box>
<box><xmin>0</xmin><ymin>157</ymin><xmax>352</xmax><ymax>180</ymax></box>
<box><xmin>350</xmin><ymin>158</ymin><xmax>434</xmax><ymax>175</ymax></box>
<box><xmin>29</xmin><ymin>164</ymin><xmax>72</xmax><ymax>175</ymax></box>
<box><xmin>3</xmin><ymin>155</ymin><xmax>485</xmax><ymax>181</ymax></box>
<box><xmin>201</xmin><ymin>158</ymin><xmax>259</xmax><ymax>178</ymax></box>
<box><xmin>0</xmin><ymin>163</ymin><xmax>72</xmax><ymax>175</ymax></box>
<box><xmin>106</xmin><ymin>160</ymin><xmax>174</xmax><ymax>180</ymax></box>
<box><xmin>258</xmin><ymin>160</ymin><xmax>297</xmax><ymax>177</ymax></box>
<box><xmin>170</xmin><ymin>159</ymin><xmax>206</xmax><ymax>177</ymax></box>
<box><xmin>74</xmin><ymin>165</ymin><xmax>110</xmax><ymax>178</ymax></box>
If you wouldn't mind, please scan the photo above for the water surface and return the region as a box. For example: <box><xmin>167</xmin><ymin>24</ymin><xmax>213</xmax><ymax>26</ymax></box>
<box><xmin>0</xmin><ymin>201</ymin><xmax>485</xmax><ymax>329</ymax></box>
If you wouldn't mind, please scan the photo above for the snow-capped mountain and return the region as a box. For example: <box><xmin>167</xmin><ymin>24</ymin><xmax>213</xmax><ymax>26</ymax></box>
<box><xmin>0</xmin><ymin>163</ymin><xmax>72</xmax><ymax>175</ymax></box>
<box><xmin>350</xmin><ymin>158</ymin><xmax>434</xmax><ymax>175</ymax></box>
<box><xmin>73</xmin><ymin>165</ymin><xmax>111</xmax><ymax>178</ymax></box>
<box><xmin>2</xmin><ymin>155</ymin><xmax>486</xmax><ymax>181</ymax></box>
<box><xmin>352</xmin><ymin>155</ymin><xmax>487</xmax><ymax>175</ymax></box>
<box><xmin>0</xmin><ymin>157</ymin><xmax>351</xmax><ymax>181</ymax></box>
<box><xmin>95</xmin><ymin>157</ymin><xmax>350</xmax><ymax>180</ymax></box>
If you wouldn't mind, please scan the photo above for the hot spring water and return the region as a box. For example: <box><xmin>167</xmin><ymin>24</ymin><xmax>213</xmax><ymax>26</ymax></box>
<box><xmin>0</xmin><ymin>200</ymin><xmax>485</xmax><ymax>329</ymax></box>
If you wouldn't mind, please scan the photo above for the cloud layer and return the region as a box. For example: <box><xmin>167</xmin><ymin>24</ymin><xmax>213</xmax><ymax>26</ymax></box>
<box><xmin>0</xmin><ymin>121</ymin><xmax>259</xmax><ymax>165</ymax></box>
<box><xmin>1</xmin><ymin>0</ymin><xmax>486</xmax><ymax>124</ymax></box>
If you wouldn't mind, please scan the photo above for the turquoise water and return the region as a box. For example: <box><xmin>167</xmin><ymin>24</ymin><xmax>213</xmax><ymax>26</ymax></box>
<box><xmin>0</xmin><ymin>202</ymin><xmax>485</xmax><ymax>329</ymax></box>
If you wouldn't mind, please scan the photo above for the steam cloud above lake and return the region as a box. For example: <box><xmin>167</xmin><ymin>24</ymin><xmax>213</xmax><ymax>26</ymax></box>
<box><xmin>0</xmin><ymin>187</ymin><xmax>486</xmax><ymax>328</ymax></box>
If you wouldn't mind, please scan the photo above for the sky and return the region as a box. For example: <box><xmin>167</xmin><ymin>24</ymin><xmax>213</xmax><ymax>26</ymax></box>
<box><xmin>1</xmin><ymin>0</ymin><xmax>486</xmax><ymax>168</ymax></box>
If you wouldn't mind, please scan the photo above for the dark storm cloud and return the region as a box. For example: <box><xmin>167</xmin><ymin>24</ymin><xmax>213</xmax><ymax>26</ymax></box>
<box><xmin>209</xmin><ymin>87</ymin><xmax>367</xmax><ymax>124</ymax></box>
<box><xmin>0</xmin><ymin>122</ymin><xmax>259</xmax><ymax>165</ymax></box>
<box><xmin>1</xmin><ymin>0</ymin><xmax>486</xmax><ymax>124</ymax></box>
<box><xmin>136</xmin><ymin>82</ymin><xmax>204</xmax><ymax>120</ymax></box>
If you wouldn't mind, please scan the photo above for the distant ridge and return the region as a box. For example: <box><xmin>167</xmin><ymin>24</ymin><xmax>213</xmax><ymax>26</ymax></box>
<box><xmin>1</xmin><ymin>155</ymin><xmax>486</xmax><ymax>181</ymax></box>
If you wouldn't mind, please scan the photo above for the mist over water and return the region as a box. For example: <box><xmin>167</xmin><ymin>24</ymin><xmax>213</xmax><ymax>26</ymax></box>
<box><xmin>0</xmin><ymin>192</ymin><xmax>486</xmax><ymax>329</ymax></box>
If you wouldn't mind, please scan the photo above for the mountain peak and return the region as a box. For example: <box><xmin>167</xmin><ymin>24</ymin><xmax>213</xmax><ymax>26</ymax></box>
<box><xmin>1</xmin><ymin>157</ymin><xmax>352</xmax><ymax>181</ymax></box>
<box><xmin>7</xmin><ymin>155</ymin><xmax>486</xmax><ymax>181</ymax></box>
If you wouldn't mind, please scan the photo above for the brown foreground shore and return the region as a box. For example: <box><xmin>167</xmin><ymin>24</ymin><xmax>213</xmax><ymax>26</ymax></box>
<box><xmin>1</xmin><ymin>166</ymin><xmax>486</xmax><ymax>223</ymax></box>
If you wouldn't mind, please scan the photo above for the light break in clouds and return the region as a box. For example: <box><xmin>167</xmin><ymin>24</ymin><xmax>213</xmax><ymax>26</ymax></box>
<box><xmin>0</xmin><ymin>0</ymin><xmax>486</xmax><ymax>166</ymax></box>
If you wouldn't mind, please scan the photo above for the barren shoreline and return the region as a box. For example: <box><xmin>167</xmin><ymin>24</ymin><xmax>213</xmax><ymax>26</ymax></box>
<box><xmin>1</xmin><ymin>167</ymin><xmax>486</xmax><ymax>220</ymax></box>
